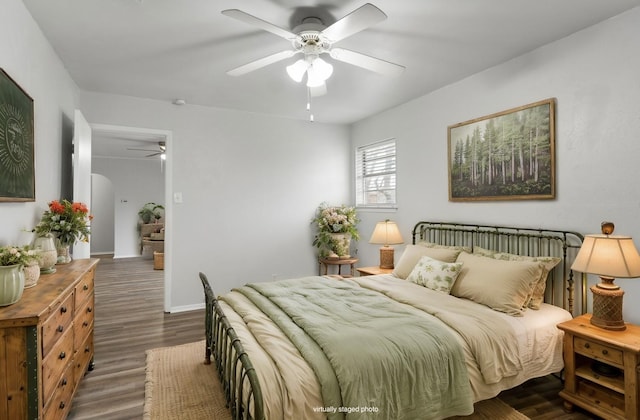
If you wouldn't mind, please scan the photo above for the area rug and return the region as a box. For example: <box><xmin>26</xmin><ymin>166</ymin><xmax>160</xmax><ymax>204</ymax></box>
<box><xmin>144</xmin><ymin>340</ymin><xmax>529</xmax><ymax>420</ymax></box>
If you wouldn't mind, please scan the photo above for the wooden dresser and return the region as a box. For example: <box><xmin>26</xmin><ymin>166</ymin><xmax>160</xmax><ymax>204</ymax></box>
<box><xmin>0</xmin><ymin>258</ymin><xmax>98</xmax><ymax>419</ymax></box>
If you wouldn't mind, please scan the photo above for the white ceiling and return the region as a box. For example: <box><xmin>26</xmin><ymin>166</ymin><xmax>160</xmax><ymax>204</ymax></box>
<box><xmin>24</xmin><ymin>0</ymin><xmax>639</xmax><ymax>132</ymax></box>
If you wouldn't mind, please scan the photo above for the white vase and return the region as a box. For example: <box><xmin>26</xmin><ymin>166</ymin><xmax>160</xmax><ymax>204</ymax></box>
<box><xmin>33</xmin><ymin>234</ymin><xmax>57</xmax><ymax>274</ymax></box>
<box><xmin>0</xmin><ymin>264</ymin><xmax>25</xmax><ymax>306</ymax></box>
<box><xmin>23</xmin><ymin>263</ymin><xmax>41</xmax><ymax>288</ymax></box>
<box><xmin>329</xmin><ymin>233</ymin><xmax>352</xmax><ymax>259</ymax></box>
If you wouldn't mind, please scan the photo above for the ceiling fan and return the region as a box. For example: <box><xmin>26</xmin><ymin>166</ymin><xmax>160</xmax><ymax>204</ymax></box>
<box><xmin>127</xmin><ymin>141</ymin><xmax>166</xmax><ymax>158</ymax></box>
<box><xmin>222</xmin><ymin>3</ymin><xmax>405</xmax><ymax>96</ymax></box>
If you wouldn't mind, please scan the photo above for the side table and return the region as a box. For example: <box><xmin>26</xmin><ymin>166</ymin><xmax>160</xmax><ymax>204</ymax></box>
<box><xmin>319</xmin><ymin>257</ymin><xmax>358</xmax><ymax>277</ymax></box>
<box><xmin>357</xmin><ymin>266</ymin><xmax>394</xmax><ymax>276</ymax></box>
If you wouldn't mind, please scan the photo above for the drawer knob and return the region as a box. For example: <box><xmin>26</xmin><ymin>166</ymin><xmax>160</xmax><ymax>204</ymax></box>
<box><xmin>60</xmin><ymin>306</ymin><xmax>67</xmax><ymax>314</ymax></box>
<box><xmin>85</xmin><ymin>346</ymin><xmax>91</xmax><ymax>353</ymax></box>
<box><xmin>57</xmin><ymin>325</ymin><xmax>64</xmax><ymax>333</ymax></box>
<box><xmin>83</xmin><ymin>284</ymin><xmax>89</xmax><ymax>290</ymax></box>
<box><xmin>602</xmin><ymin>349</ymin><xmax>608</xmax><ymax>355</ymax></box>
<box><xmin>59</xmin><ymin>351</ymin><xmax>66</xmax><ymax>360</ymax></box>
<box><xmin>61</xmin><ymin>378</ymin><xmax>68</xmax><ymax>386</ymax></box>
<box><xmin>83</xmin><ymin>321</ymin><xmax>89</xmax><ymax>327</ymax></box>
<box><xmin>584</xmin><ymin>343</ymin><xmax>590</xmax><ymax>349</ymax></box>
<box><xmin>87</xmin><ymin>307</ymin><xmax>93</xmax><ymax>313</ymax></box>
<box><xmin>59</xmin><ymin>401</ymin><xmax>65</xmax><ymax>409</ymax></box>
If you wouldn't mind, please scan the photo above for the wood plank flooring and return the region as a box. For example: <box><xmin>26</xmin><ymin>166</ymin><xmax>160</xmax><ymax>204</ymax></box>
<box><xmin>68</xmin><ymin>256</ymin><xmax>598</xmax><ymax>419</ymax></box>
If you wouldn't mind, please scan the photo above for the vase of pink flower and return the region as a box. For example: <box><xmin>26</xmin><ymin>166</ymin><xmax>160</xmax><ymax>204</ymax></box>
<box><xmin>312</xmin><ymin>202</ymin><xmax>360</xmax><ymax>258</ymax></box>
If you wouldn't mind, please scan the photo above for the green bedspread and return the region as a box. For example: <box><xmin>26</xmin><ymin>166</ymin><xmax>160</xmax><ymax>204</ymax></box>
<box><xmin>233</xmin><ymin>276</ymin><xmax>473</xmax><ymax>420</ymax></box>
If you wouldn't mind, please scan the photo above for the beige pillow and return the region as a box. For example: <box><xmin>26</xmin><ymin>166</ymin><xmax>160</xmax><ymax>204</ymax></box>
<box><xmin>473</xmin><ymin>247</ymin><xmax>561</xmax><ymax>309</ymax></box>
<box><xmin>407</xmin><ymin>256</ymin><xmax>463</xmax><ymax>294</ymax></box>
<box><xmin>451</xmin><ymin>252</ymin><xmax>545</xmax><ymax>316</ymax></box>
<box><xmin>392</xmin><ymin>245</ymin><xmax>463</xmax><ymax>279</ymax></box>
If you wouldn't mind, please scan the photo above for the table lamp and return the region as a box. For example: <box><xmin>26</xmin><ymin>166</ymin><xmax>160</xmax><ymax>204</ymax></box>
<box><xmin>369</xmin><ymin>220</ymin><xmax>404</xmax><ymax>269</ymax></box>
<box><xmin>571</xmin><ymin>222</ymin><xmax>640</xmax><ymax>331</ymax></box>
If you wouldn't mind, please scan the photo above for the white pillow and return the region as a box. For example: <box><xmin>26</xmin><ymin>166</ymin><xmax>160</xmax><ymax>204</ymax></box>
<box><xmin>451</xmin><ymin>252</ymin><xmax>545</xmax><ymax>316</ymax></box>
<box><xmin>407</xmin><ymin>256</ymin><xmax>463</xmax><ymax>294</ymax></box>
<box><xmin>392</xmin><ymin>245</ymin><xmax>463</xmax><ymax>279</ymax></box>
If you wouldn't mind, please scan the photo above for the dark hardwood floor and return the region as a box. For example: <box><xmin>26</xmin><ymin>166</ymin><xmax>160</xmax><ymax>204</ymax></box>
<box><xmin>68</xmin><ymin>256</ymin><xmax>598</xmax><ymax>419</ymax></box>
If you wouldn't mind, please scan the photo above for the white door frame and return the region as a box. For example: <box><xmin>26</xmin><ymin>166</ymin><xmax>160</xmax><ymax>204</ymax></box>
<box><xmin>90</xmin><ymin>123</ymin><xmax>173</xmax><ymax>313</ymax></box>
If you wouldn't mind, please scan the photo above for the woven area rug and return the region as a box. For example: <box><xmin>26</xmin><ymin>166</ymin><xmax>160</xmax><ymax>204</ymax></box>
<box><xmin>144</xmin><ymin>340</ymin><xmax>528</xmax><ymax>420</ymax></box>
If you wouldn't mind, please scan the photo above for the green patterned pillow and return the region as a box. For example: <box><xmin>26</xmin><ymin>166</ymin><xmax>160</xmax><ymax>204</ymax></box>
<box><xmin>407</xmin><ymin>255</ymin><xmax>464</xmax><ymax>294</ymax></box>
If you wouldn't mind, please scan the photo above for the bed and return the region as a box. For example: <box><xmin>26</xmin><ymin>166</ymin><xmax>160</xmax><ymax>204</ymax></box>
<box><xmin>199</xmin><ymin>221</ymin><xmax>587</xmax><ymax>420</ymax></box>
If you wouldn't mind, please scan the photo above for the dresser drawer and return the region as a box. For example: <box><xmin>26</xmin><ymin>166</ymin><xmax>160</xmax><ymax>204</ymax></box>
<box><xmin>75</xmin><ymin>267</ymin><xmax>95</xmax><ymax>308</ymax></box>
<box><xmin>575</xmin><ymin>336</ymin><xmax>624</xmax><ymax>367</ymax></box>
<box><xmin>74</xmin><ymin>294</ymin><xmax>94</xmax><ymax>349</ymax></box>
<box><xmin>42</xmin><ymin>371</ymin><xmax>75</xmax><ymax>420</ymax></box>
<box><xmin>74</xmin><ymin>330</ymin><xmax>94</xmax><ymax>386</ymax></box>
<box><xmin>42</xmin><ymin>325</ymin><xmax>74</xmax><ymax>405</ymax></box>
<box><xmin>42</xmin><ymin>292</ymin><xmax>74</xmax><ymax>358</ymax></box>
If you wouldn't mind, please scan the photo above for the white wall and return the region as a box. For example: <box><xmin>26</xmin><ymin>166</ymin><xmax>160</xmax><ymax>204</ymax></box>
<box><xmin>92</xmin><ymin>157</ymin><xmax>165</xmax><ymax>258</ymax></box>
<box><xmin>352</xmin><ymin>7</ymin><xmax>640</xmax><ymax>323</ymax></box>
<box><xmin>0</xmin><ymin>0</ymin><xmax>80</xmax><ymax>246</ymax></box>
<box><xmin>79</xmin><ymin>92</ymin><xmax>351</xmax><ymax>310</ymax></box>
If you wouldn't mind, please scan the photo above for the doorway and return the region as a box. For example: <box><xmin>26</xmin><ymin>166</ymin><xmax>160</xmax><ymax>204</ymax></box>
<box><xmin>90</xmin><ymin>123</ymin><xmax>173</xmax><ymax>312</ymax></box>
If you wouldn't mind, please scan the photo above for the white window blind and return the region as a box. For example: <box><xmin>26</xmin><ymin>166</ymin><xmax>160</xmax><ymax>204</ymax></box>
<box><xmin>355</xmin><ymin>139</ymin><xmax>396</xmax><ymax>208</ymax></box>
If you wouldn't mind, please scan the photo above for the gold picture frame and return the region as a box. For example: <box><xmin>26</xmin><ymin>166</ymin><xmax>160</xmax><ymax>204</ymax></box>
<box><xmin>0</xmin><ymin>68</ymin><xmax>35</xmax><ymax>202</ymax></box>
<box><xmin>448</xmin><ymin>98</ymin><xmax>555</xmax><ymax>202</ymax></box>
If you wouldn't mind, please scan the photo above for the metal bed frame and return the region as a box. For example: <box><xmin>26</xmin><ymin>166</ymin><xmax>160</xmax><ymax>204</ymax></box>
<box><xmin>200</xmin><ymin>221</ymin><xmax>587</xmax><ymax>419</ymax></box>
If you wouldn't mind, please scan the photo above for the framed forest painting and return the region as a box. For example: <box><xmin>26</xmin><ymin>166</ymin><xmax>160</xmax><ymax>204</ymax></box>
<box><xmin>448</xmin><ymin>98</ymin><xmax>555</xmax><ymax>201</ymax></box>
<box><xmin>0</xmin><ymin>68</ymin><xmax>35</xmax><ymax>202</ymax></box>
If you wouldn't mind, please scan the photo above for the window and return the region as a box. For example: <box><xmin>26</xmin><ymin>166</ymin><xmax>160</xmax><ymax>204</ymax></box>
<box><xmin>355</xmin><ymin>139</ymin><xmax>396</xmax><ymax>208</ymax></box>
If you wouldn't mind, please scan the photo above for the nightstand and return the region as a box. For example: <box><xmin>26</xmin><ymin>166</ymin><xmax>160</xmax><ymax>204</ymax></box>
<box><xmin>356</xmin><ymin>266</ymin><xmax>394</xmax><ymax>276</ymax></box>
<box><xmin>557</xmin><ymin>314</ymin><xmax>640</xmax><ymax>419</ymax></box>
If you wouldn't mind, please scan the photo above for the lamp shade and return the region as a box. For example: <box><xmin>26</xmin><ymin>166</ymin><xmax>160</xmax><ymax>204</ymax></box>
<box><xmin>571</xmin><ymin>234</ymin><xmax>640</xmax><ymax>278</ymax></box>
<box><xmin>369</xmin><ymin>220</ymin><xmax>404</xmax><ymax>246</ymax></box>
<box><xmin>286</xmin><ymin>59</ymin><xmax>309</xmax><ymax>83</ymax></box>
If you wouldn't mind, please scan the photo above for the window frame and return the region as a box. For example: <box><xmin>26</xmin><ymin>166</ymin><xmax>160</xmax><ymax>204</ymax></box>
<box><xmin>355</xmin><ymin>138</ymin><xmax>397</xmax><ymax>209</ymax></box>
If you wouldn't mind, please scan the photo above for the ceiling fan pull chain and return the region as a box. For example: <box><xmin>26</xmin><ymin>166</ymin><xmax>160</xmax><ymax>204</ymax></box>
<box><xmin>307</xmin><ymin>87</ymin><xmax>314</xmax><ymax>122</ymax></box>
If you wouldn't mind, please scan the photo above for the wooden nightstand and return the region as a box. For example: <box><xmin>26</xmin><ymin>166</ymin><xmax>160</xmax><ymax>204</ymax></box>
<box><xmin>557</xmin><ymin>314</ymin><xmax>640</xmax><ymax>419</ymax></box>
<box><xmin>356</xmin><ymin>266</ymin><xmax>394</xmax><ymax>276</ymax></box>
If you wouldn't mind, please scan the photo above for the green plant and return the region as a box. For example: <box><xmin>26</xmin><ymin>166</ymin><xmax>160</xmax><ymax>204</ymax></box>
<box><xmin>33</xmin><ymin>200</ymin><xmax>92</xmax><ymax>246</ymax></box>
<box><xmin>0</xmin><ymin>245</ymin><xmax>40</xmax><ymax>267</ymax></box>
<box><xmin>312</xmin><ymin>202</ymin><xmax>360</xmax><ymax>257</ymax></box>
<box><xmin>138</xmin><ymin>202</ymin><xmax>164</xmax><ymax>224</ymax></box>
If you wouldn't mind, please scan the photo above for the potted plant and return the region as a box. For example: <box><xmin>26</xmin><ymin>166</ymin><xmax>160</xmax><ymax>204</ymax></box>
<box><xmin>138</xmin><ymin>202</ymin><xmax>164</xmax><ymax>224</ymax></box>
<box><xmin>312</xmin><ymin>202</ymin><xmax>360</xmax><ymax>258</ymax></box>
<box><xmin>0</xmin><ymin>245</ymin><xmax>40</xmax><ymax>306</ymax></box>
<box><xmin>33</xmin><ymin>200</ymin><xmax>92</xmax><ymax>264</ymax></box>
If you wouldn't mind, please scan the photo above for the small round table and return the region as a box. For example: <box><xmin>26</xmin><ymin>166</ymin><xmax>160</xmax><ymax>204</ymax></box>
<box><xmin>318</xmin><ymin>257</ymin><xmax>359</xmax><ymax>278</ymax></box>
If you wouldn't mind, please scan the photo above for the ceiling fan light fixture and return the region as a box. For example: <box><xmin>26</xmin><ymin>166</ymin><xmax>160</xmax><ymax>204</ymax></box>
<box><xmin>286</xmin><ymin>59</ymin><xmax>309</xmax><ymax>83</ymax></box>
<box><xmin>306</xmin><ymin>58</ymin><xmax>333</xmax><ymax>87</ymax></box>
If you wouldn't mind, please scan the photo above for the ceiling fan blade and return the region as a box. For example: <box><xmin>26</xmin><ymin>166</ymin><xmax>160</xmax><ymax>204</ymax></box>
<box><xmin>321</xmin><ymin>3</ymin><xmax>387</xmax><ymax>43</ymax></box>
<box><xmin>222</xmin><ymin>9</ymin><xmax>298</xmax><ymax>41</ymax></box>
<box><xmin>227</xmin><ymin>50</ymin><xmax>297</xmax><ymax>76</ymax></box>
<box><xmin>127</xmin><ymin>148</ymin><xmax>158</xmax><ymax>152</ymax></box>
<box><xmin>330</xmin><ymin>48</ymin><xmax>405</xmax><ymax>76</ymax></box>
<box><xmin>145</xmin><ymin>152</ymin><xmax>161</xmax><ymax>158</ymax></box>
<box><xmin>309</xmin><ymin>83</ymin><xmax>327</xmax><ymax>97</ymax></box>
